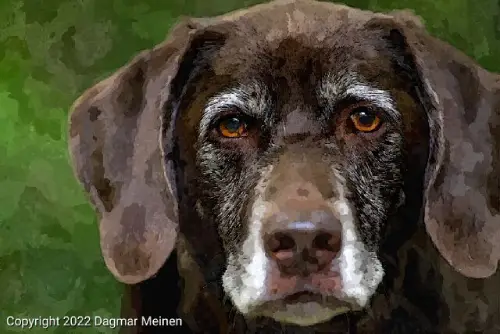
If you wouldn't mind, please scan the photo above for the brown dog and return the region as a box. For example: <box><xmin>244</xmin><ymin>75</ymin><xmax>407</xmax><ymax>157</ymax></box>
<box><xmin>68</xmin><ymin>0</ymin><xmax>500</xmax><ymax>333</ymax></box>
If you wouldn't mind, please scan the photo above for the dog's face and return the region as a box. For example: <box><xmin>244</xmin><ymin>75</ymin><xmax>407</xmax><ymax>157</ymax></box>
<box><xmin>68</xmin><ymin>0</ymin><xmax>500</xmax><ymax>331</ymax></box>
<box><xmin>173</xmin><ymin>13</ymin><xmax>430</xmax><ymax>325</ymax></box>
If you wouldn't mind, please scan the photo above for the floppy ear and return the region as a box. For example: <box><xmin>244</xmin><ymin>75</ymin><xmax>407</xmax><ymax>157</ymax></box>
<box><xmin>67</xmin><ymin>17</ymin><xmax>222</xmax><ymax>284</ymax></box>
<box><xmin>367</xmin><ymin>12</ymin><xmax>500</xmax><ymax>278</ymax></box>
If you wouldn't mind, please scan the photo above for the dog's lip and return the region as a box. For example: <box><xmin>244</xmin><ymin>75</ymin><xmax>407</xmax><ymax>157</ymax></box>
<box><xmin>247</xmin><ymin>288</ymin><xmax>361</xmax><ymax>318</ymax></box>
<box><xmin>283</xmin><ymin>291</ymin><xmax>324</xmax><ymax>303</ymax></box>
<box><xmin>251</xmin><ymin>291</ymin><xmax>358</xmax><ymax>324</ymax></box>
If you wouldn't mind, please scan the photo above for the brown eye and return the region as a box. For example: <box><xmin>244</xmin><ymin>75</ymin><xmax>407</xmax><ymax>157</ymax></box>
<box><xmin>217</xmin><ymin>116</ymin><xmax>248</xmax><ymax>138</ymax></box>
<box><xmin>349</xmin><ymin>107</ymin><xmax>382</xmax><ymax>133</ymax></box>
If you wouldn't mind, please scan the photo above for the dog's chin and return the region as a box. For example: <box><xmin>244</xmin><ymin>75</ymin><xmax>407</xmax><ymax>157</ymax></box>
<box><xmin>248</xmin><ymin>293</ymin><xmax>353</xmax><ymax>327</ymax></box>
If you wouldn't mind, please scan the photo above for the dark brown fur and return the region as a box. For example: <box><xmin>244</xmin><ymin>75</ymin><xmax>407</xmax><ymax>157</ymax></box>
<box><xmin>68</xmin><ymin>1</ymin><xmax>500</xmax><ymax>333</ymax></box>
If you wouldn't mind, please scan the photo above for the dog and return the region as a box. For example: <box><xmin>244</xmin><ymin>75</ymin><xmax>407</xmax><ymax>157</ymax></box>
<box><xmin>68</xmin><ymin>0</ymin><xmax>500</xmax><ymax>333</ymax></box>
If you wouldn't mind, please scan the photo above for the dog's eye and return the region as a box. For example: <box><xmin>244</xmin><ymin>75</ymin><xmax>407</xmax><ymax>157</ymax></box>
<box><xmin>217</xmin><ymin>116</ymin><xmax>249</xmax><ymax>138</ymax></box>
<box><xmin>349</xmin><ymin>106</ymin><xmax>382</xmax><ymax>133</ymax></box>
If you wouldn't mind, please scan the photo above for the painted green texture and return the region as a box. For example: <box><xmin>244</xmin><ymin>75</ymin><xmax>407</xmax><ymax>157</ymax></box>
<box><xmin>0</xmin><ymin>0</ymin><xmax>498</xmax><ymax>333</ymax></box>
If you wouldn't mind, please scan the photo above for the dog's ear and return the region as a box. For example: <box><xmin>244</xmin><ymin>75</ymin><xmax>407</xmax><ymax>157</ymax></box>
<box><xmin>68</xmin><ymin>17</ymin><xmax>225</xmax><ymax>284</ymax></box>
<box><xmin>366</xmin><ymin>12</ymin><xmax>500</xmax><ymax>278</ymax></box>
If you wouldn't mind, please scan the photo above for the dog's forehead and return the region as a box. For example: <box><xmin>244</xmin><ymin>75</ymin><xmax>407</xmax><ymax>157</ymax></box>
<box><xmin>208</xmin><ymin>1</ymin><xmax>394</xmax><ymax>89</ymax></box>
<box><xmin>214</xmin><ymin>0</ymin><xmax>376</xmax><ymax>36</ymax></box>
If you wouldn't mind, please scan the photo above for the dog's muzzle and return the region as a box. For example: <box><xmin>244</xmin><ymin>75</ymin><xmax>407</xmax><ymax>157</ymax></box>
<box><xmin>222</xmin><ymin>160</ymin><xmax>384</xmax><ymax>326</ymax></box>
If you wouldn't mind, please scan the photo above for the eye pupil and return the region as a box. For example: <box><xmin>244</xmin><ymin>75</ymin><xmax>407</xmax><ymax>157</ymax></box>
<box><xmin>357</xmin><ymin>110</ymin><xmax>375</xmax><ymax>125</ymax></box>
<box><xmin>224</xmin><ymin>118</ymin><xmax>242</xmax><ymax>132</ymax></box>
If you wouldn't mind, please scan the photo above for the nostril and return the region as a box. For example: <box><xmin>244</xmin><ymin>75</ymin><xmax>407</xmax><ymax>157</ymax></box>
<box><xmin>312</xmin><ymin>232</ymin><xmax>340</xmax><ymax>252</ymax></box>
<box><xmin>266</xmin><ymin>232</ymin><xmax>296</xmax><ymax>260</ymax></box>
<box><xmin>271</xmin><ymin>232</ymin><xmax>296</xmax><ymax>252</ymax></box>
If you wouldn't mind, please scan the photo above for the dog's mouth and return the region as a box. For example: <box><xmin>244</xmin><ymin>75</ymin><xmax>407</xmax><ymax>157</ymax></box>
<box><xmin>253</xmin><ymin>289</ymin><xmax>358</xmax><ymax>311</ymax></box>
<box><xmin>283</xmin><ymin>291</ymin><xmax>324</xmax><ymax>304</ymax></box>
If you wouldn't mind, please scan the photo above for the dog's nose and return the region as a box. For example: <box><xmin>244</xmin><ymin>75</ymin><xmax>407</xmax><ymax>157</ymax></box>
<box><xmin>263</xmin><ymin>216</ymin><xmax>342</xmax><ymax>276</ymax></box>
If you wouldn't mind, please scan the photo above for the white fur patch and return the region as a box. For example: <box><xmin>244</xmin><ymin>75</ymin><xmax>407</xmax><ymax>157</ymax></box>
<box><xmin>333</xmin><ymin>197</ymin><xmax>384</xmax><ymax>307</ymax></box>
<box><xmin>222</xmin><ymin>165</ymin><xmax>274</xmax><ymax>313</ymax></box>
<box><xmin>345</xmin><ymin>84</ymin><xmax>398</xmax><ymax>119</ymax></box>
<box><xmin>331</xmin><ymin>172</ymin><xmax>384</xmax><ymax>308</ymax></box>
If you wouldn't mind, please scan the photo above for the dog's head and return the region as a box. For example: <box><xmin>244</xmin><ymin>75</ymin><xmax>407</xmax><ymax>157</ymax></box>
<box><xmin>68</xmin><ymin>0</ymin><xmax>500</xmax><ymax>327</ymax></box>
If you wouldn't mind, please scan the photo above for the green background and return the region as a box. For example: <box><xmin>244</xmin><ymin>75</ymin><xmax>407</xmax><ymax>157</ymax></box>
<box><xmin>0</xmin><ymin>0</ymin><xmax>498</xmax><ymax>333</ymax></box>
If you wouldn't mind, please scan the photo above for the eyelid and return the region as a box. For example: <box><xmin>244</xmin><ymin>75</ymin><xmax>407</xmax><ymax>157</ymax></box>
<box><xmin>210</xmin><ymin>108</ymin><xmax>249</xmax><ymax>126</ymax></box>
<box><xmin>348</xmin><ymin>103</ymin><xmax>383</xmax><ymax>118</ymax></box>
<box><xmin>341</xmin><ymin>102</ymin><xmax>389</xmax><ymax>126</ymax></box>
<box><xmin>324</xmin><ymin>95</ymin><xmax>396</xmax><ymax>123</ymax></box>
